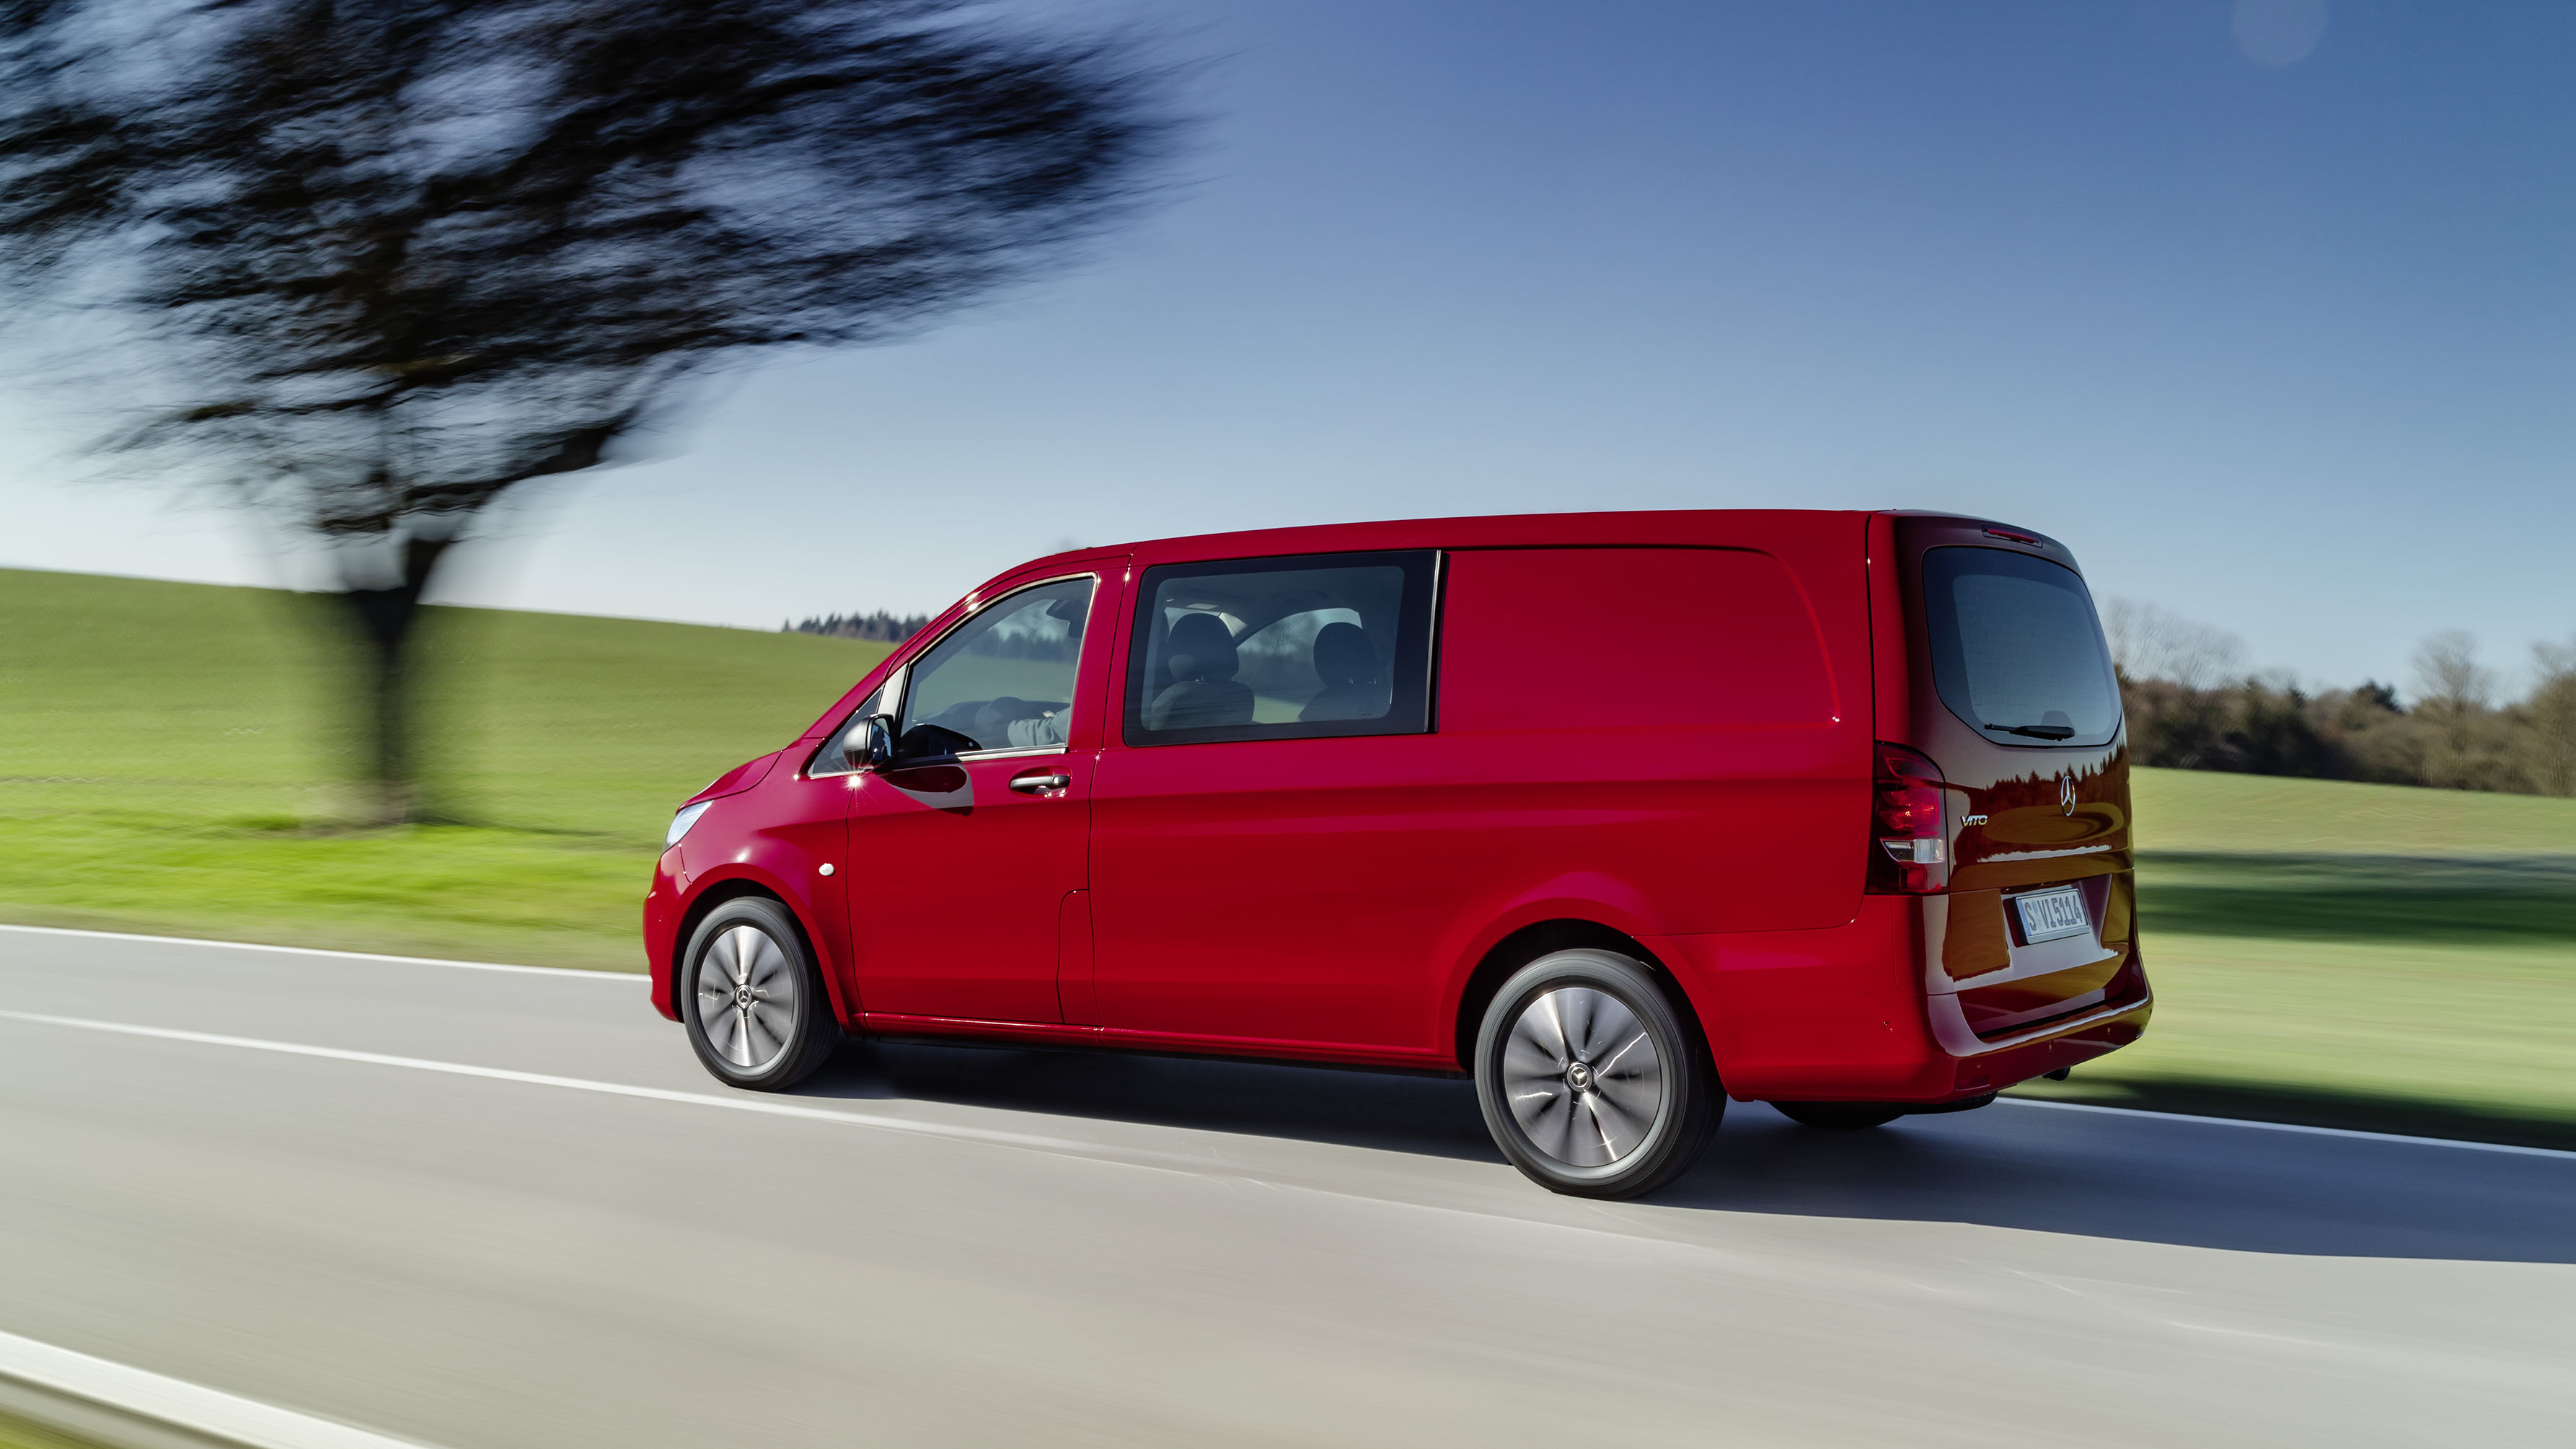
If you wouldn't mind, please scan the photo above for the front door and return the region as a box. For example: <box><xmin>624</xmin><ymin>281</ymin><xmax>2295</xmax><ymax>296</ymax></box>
<box><xmin>845</xmin><ymin>569</ymin><xmax>1111</xmax><ymax>1023</ymax></box>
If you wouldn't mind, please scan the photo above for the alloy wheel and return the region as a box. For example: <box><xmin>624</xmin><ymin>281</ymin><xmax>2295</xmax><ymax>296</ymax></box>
<box><xmin>1498</xmin><ymin>985</ymin><xmax>1666</xmax><ymax>1167</ymax></box>
<box><xmin>694</xmin><ymin>923</ymin><xmax>799</xmax><ymax>1073</ymax></box>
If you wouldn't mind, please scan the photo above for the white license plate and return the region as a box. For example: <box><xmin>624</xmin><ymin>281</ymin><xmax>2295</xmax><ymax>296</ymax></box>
<box><xmin>2013</xmin><ymin>886</ymin><xmax>2091</xmax><ymax>944</ymax></box>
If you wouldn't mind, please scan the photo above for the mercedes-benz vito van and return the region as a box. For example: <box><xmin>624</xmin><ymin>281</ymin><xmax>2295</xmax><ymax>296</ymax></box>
<box><xmin>645</xmin><ymin>510</ymin><xmax>2149</xmax><ymax>1197</ymax></box>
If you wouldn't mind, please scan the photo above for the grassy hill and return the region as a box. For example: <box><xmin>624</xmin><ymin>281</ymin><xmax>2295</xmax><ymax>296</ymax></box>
<box><xmin>0</xmin><ymin>567</ymin><xmax>891</xmax><ymax>966</ymax></box>
<box><xmin>2131</xmin><ymin>766</ymin><xmax>2576</xmax><ymax>855</ymax></box>
<box><xmin>2</xmin><ymin>566</ymin><xmax>2568</xmax><ymax>1145</ymax></box>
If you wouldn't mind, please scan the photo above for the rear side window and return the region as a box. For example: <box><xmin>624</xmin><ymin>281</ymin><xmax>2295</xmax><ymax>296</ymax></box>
<box><xmin>1124</xmin><ymin>551</ymin><xmax>1437</xmax><ymax>746</ymax></box>
<box><xmin>1921</xmin><ymin>547</ymin><xmax>2121</xmax><ymax>747</ymax></box>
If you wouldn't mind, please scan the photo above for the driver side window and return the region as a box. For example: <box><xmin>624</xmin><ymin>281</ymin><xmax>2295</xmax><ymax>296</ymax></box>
<box><xmin>896</xmin><ymin>576</ymin><xmax>1095</xmax><ymax>755</ymax></box>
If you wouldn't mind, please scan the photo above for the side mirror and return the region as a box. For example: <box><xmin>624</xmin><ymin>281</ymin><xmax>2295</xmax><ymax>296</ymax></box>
<box><xmin>842</xmin><ymin>713</ymin><xmax>895</xmax><ymax>771</ymax></box>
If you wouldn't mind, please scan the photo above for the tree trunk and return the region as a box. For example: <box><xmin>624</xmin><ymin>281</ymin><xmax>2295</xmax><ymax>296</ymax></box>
<box><xmin>334</xmin><ymin>536</ymin><xmax>453</xmax><ymax>827</ymax></box>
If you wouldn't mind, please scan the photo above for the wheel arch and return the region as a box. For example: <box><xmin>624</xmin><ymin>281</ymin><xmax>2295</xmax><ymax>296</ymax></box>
<box><xmin>667</xmin><ymin>877</ymin><xmax>844</xmax><ymax>1024</ymax></box>
<box><xmin>1449</xmin><ymin>919</ymin><xmax>1700</xmax><ymax>1073</ymax></box>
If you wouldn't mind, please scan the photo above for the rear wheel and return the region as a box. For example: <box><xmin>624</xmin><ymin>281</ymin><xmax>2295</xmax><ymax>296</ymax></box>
<box><xmin>682</xmin><ymin>897</ymin><xmax>840</xmax><ymax>1091</ymax></box>
<box><xmin>1472</xmin><ymin>949</ymin><xmax>1721</xmax><ymax>1199</ymax></box>
<box><xmin>1770</xmin><ymin>1101</ymin><xmax>1905</xmax><ymax>1130</ymax></box>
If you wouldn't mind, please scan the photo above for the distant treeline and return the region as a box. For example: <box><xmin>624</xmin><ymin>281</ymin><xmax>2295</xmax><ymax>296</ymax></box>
<box><xmin>784</xmin><ymin>611</ymin><xmax>931</xmax><ymax>643</ymax></box>
<box><xmin>2111</xmin><ymin>602</ymin><xmax>2576</xmax><ymax>797</ymax></box>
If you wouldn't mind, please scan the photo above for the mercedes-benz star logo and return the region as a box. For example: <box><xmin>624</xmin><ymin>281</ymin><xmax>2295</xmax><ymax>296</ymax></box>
<box><xmin>2058</xmin><ymin>774</ymin><xmax>2078</xmax><ymax>816</ymax></box>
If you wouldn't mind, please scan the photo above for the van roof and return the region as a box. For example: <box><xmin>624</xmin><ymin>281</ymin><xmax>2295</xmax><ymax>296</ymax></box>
<box><xmin>1007</xmin><ymin>507</ymin><xmax>1902</xmax><ymax>578</ymax></box>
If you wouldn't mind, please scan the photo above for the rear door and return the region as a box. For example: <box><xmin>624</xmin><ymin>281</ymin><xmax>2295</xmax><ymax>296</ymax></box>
<box><xmin>1886</xmin><ymin>516</ymin><xmax>2138</xmax><ymax>1038</ymax></box>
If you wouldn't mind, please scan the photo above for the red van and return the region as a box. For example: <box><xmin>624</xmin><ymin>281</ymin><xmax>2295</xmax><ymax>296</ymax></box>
<box><xmin>644</xmin><ymin>511</ymin><xmax>2149</xmax><ymax>1197</ymax></box>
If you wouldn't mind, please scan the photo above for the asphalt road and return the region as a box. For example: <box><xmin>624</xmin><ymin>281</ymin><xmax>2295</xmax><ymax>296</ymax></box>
<box><xmin>1</xmin><ymin>928</ymin><xmax>2570</xmax><ymax>1448</ymax></box>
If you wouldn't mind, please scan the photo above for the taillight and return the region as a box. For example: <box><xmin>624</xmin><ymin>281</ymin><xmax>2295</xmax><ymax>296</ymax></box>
<box><xmin>1869</xmin><ymin>743</ymin><xmax>1950</xmax><ymax>894</ymax></box>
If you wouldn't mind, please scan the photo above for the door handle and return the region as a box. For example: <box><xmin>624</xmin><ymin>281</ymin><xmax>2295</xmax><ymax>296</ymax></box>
<box><xmin>1009</xmin><ymin>771</ymin><xmax>1072</xmax><ymax>794</ymax></box>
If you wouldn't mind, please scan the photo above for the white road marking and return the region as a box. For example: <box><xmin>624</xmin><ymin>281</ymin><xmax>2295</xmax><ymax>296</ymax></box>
<box><xmin>1995</xmin><ymin>1096</ymin><xmax>2576</xmax><ymax>1160</ymax></box>
<box><xmin>4</xmin><ymin>925</ymin><xmax>2567</xmax><ymax>1163</ymax></box>
<box><xmin>0</xmin><ymin>1011</ymin><xmax>1972</xmax><ymax>1335</ymax></box>
<box><xmin>0</xmin><ymin>1325</ymin><xmax>434</xmax><ymax>1449</ymax></box>
<box><xmin>0</xmin><ymin>1009</ymin><xmax>1129</xmax><ymax>1160</ymax></box>
<box><xmin>0</xmin><ymin>923</ymin><xmax>632</xmax><ymax>980</ymax></box>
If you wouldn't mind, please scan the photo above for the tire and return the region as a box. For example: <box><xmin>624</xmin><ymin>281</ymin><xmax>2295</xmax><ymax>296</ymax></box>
<box><xmin>1472</xmin><ymin>948</ymin><xmax>1722</xmax><ymax>1199</ymax></box>
<box><xmin>682</xmin><ymin>897</ymin><xmax>841</xmax><ymax>1091</ymax></box>
<box><xmin>1770</xmin><ymin>1101</ymin><xmax>1906</xmax><ymax>1130</ymax></box>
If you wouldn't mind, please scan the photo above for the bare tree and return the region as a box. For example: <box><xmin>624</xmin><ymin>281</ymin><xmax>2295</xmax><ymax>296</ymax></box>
<box><xmin>2410</xmin><ymin>630</ymin><xmax>2504</xmax><ymax>789</ymax></box>
<box><xmin>0</xmin><ymin>0</ymin><xmax>1174</xmax><ymax>820</ymax></box>
<box><xmin>2102</xmin><ymin>598</ymin><xmax>2248</xmax><ymax>690</ymax></box>
<box><xmin>2412</xmin><ymin>631</ymin><xmax>2495</xmax><ymax>713</ymax></box>
<box><xmin>2527</xmin><ymin>637</ymin><xmax>2576</xmax><ymax>797</ymax></box>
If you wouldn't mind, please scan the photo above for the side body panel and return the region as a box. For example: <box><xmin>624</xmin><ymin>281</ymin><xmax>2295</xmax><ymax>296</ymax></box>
<box><xmin>1090</xmin><ymin>730</ymin><xmax>1481</xmax><ymax>1053</ymax></box>
<box><xmin>1085</xmin><ymin>519</ymin><xmax>1873</xmax><ymax>1066</ymax></box>
<box><xmin>1436</xmin><ymin>545</ymin><xmax>1864</xmax><ymax>935</ymax></box>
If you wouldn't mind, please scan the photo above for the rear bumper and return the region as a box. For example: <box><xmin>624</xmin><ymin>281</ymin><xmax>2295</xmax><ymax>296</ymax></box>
<box><xmin>1921</xmin><ymin>989</ymin><xmax>2151</xmax><ymax>1098</ymax></box>
<box><xmin>1649</xmin><ymin>893</ymin><xmax>2151</xmax><ymax>1105</ymax></box>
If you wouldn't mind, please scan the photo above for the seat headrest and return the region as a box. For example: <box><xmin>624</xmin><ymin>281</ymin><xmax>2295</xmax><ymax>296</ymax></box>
<box><xmin>1165</xmin><ymin>612</ymin><xmax>1240</xmax><ymax>682</ymax></box>
<box><xmin>1310</xmin><ymin>622</ymin><xmax>1380</xmax><ymax>687</ymax></box>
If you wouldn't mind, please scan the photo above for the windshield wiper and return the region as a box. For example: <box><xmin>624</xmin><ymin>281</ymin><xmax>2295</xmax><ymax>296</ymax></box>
<box><xmin>1985</xmin><ymin>722</ymin><xmax>2076</xmax><ymax>741</ymax></box>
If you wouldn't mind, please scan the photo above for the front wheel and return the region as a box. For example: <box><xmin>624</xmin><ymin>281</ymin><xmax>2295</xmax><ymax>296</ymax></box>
<box><xmin>1472</xmin><ymin>949</ymin><xmax>1721</xmax><ymax>1199</ymax></box>
<box><xmin>682</xmin><ymin>897</ymin><xmax>841</xmax><ymax>1091</ymax></box>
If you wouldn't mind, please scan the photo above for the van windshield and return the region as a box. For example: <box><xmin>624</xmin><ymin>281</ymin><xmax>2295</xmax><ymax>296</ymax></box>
<box><xmin>1922</xmin><ymin>547</ymin><xmax>2121</xmax><ymax>748</ymax></box>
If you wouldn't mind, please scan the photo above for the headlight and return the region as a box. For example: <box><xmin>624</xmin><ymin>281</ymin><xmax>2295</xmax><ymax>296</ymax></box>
<box><xmin>665</xmin><ymin>801</ymin><xmax>713</xmax><ymax>849</ymax></box>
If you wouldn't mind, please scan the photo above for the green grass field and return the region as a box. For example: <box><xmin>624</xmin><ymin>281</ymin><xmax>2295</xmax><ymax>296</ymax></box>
<box><xmin>2010</xmin><ymin>770</ymin><xmax>2576</xmax><ymax>1148</ymax></box>
<box><xmin>0</xmin><ymin>566</ymin><xmax>889</xmax><ymax>966</ymax></box>
<box><xmin>0</xmin><ymin>1412</ymin><xmax>96</xmax><ymax>1449</ymax></box>
<box><xmin>0</xmin><ymin>1393</ymin><xmax>123</xmax><ymax>1449</ymax></box>
<box><xmin>2</xmin><ymin>565</ymin><xmax>2570</xmax><ymax>1145</ymax></box>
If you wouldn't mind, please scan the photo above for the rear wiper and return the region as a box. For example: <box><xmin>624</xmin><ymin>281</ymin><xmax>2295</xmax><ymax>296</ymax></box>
<box><xmin>1985</xmin><ymin>722</ymin><xmax>2076</xmax><ymax>740</ymax></box>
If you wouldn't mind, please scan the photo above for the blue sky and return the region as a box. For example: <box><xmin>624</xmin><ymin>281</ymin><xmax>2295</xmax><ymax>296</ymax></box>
<box><xmin>4</xmin><ymin>0</ymin><xmax>2571</xmax><ymax>695</ymax></box>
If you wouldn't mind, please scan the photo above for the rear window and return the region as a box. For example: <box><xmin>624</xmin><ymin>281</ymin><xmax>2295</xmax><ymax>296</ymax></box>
<box><xmin>1921</xmin><ymin>547</ymin><xmax>2121</xmax><ymax>748</ymax></box>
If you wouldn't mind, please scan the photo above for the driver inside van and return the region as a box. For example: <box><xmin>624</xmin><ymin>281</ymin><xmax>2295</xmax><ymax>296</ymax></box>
<box><xmin>961</xmin><ymin>597</ymin><xmax>1390</xmax><ymax>747</ymax></box>
<box><xmin>975</xmin><ymin>696</ymin><xmax>1069</xmax><ymax>749</ymax></box>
